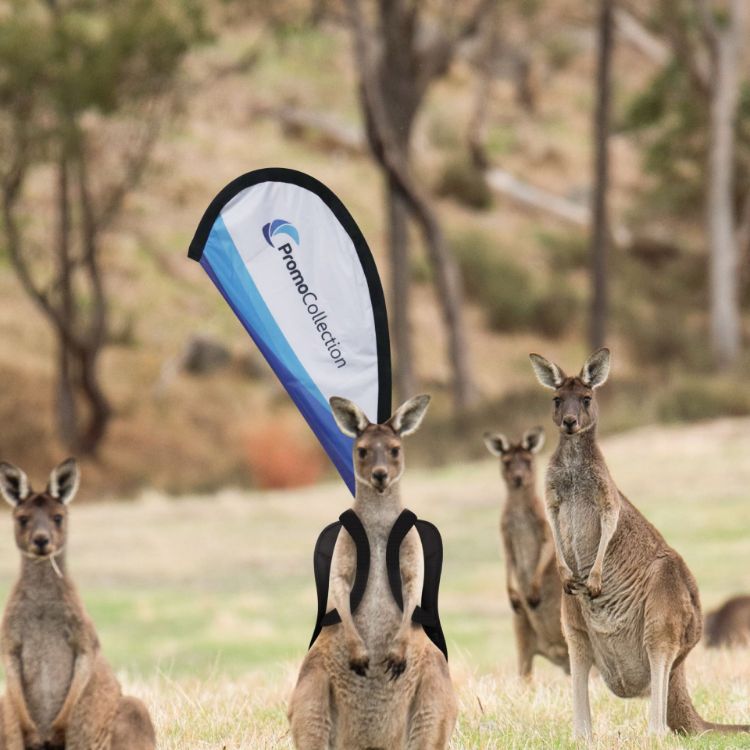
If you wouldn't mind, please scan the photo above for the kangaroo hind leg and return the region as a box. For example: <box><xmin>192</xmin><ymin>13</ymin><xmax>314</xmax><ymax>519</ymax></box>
<box><xmin>645</xmin><ymin>557</ymin><xmax>696</xmax><ymax>736</ymax></box>
<box><xmin>289</xmin><ymin>651</ymin><xmax>333</xmax><ymax>750</ymax></box>
<box><xmin>512</xmin><ymin>608</ymin><xmax>537</xmax><ymax>679</ymax></box>
<box><xmin>406</xmin><ymin>649</ymin><xmax>457</xmax><ymax>750</ymax></box>
<box><xmin>563</xmin><ymin>596</ymin><xmax>594</xmax><ymax>740</ymax></box>
<box><xmin>110</xmin><ymin>695</ymin><xmax>156</xmax><ymax>750</ymax></box>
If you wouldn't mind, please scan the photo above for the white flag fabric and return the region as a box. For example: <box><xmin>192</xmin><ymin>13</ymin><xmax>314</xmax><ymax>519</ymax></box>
<box><xmin>188</xmin><ymin>168</ymin><xmax>391</xmax><ymax>493</ymax></box>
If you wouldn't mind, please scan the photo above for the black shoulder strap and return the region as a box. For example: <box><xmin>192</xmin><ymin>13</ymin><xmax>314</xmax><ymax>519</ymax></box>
<box><xmin>309</xmin><ymin>520</ymin><xmax>343</xmax><ymax>649</ymax></box>
<box><xmin>386</xmin><ymin>509</ymin><xmax>418</xmax><ymax>610</ymax></box>
<box><xmin>386</xmin><ymin>510</ymin><xmax>448</xmax><ymax>661</ymax></box>
<box><xmin>309</xmin><ymin>509</ymin><xmax>371</xmax><ymax>649</ymax></box>
<box><xmin>414</xmin><ymin>520</ymin><xmax>448</xmax><ymax>661</ymax></box>
<box><xmin>338</xmin><ymin>509</ymin><xmax>370</xmax><ymax>616</ymax></box>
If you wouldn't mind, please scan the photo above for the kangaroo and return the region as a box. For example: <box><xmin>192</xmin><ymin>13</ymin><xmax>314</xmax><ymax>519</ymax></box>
<box><xmin>0</xmin><ymin>459</ymin><xmax>156</xmax><ymax>750</ymax></box>
<box><xmin>529</xmin><ymin>348</ymin><xmax>750</xmax><ymax>738</ymax></box>
<box><xmin>705</xmin><ymin>595</ymin><xmax>750</xmax><ymax>648</ymax></box>
<box><xmin>484</xmin><ymin>427</ymin><xmax>569</xmax><ymax>678</ymax></box>
<box><xmin>288</xmin><ymin>395</ymin><xmax>457</xmax><ymax>750</ymax></box>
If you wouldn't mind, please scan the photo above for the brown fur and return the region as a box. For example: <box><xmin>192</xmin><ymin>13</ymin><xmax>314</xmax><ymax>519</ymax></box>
<box><xmin>289</xmin><ymin>396</ymin><xmax>457</xmax><ymax>750</ymax></box>
<box><xmin>484</xmin><ymin>427</ymin><xmax>569</xmax><ymax>678</ymax></box>
<box><xmin>530</xmin><ymin>349</ymin><xmax>750</xmax><ymax>738</ymax></box>
<box><xmin>705</xmin><ymin>595</ymin><xmax>750</xmax><ymax>648</ymax></box>
<box><xmin>0</xmin><ymin>459</ymin><xmax>156</xmax><ymax>750</ymax></box>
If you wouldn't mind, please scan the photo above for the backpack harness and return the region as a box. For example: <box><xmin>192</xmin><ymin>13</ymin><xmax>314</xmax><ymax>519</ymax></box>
<box><xmin>309</xmin><ymin>508</ymin><xmax>448</xmax><ymax>661</ymax></box>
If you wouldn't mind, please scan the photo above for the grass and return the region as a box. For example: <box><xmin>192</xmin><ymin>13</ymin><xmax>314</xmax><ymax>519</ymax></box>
<box><xmin>1</xmin><ymin>418</ymin><xmax>750</xmax><ymax>747</ymax></box>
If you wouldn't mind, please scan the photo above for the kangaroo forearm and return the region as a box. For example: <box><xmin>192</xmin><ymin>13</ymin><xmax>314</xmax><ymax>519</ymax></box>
<box><xmin>396</xmin><ymin>578</ymin><xmax>421</xmax><ymax>640</ymax></box>
<box><xmin>502</xmin><ymin>538</ymin><xmax>519</xmax><ymax>589</ymax></box>
<box><xmin>52</xmin><ymin>651</ymin><xmax>94</xmax><ymax>729</ymax></box>
<box><xmin>330</xmin><ymin>574</ymin><xmax>361</xmax><ymax>642</ymax></box>
<box><xmin>4</xmin><ymin>658</ymin><xmax>35</xmax><ymax>731</ymax></box>
<box><xmin>593</xmin><ymin>508</ymin><xmax>619</xmax><ymax>571</ymax></box>
<box><xmin>545</xmin><ymin>504</ymin><xmax>570</xmax><ymax>571</ymax></box>
<box><xmin>532</xmin><ymin>536</ymin><xmax>556</xmax><ymax>583</ymax></box>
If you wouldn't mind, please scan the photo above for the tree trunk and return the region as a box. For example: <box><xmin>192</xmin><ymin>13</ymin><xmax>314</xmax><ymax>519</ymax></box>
<box><xmin>56</xmin><ymin>343</ymin><xmax>78</xmax><ymax>449</ymax></box>
<box><xmin>75</xmin><ymin>346</ymin><xmax>111</xmax><ymax>454</ymax></box>
<box><xmin>347</xmin><ymin>0</ymin><xmax>476</xmax><ymax>412</ymax></box>
<box><xmin>54</xmin><ymin>154</ymin><xmax>78</xmax><ymax>447</ymax></box>
<box><xmin>415</xmin><ymin>196</ymin><xmax>474</xmax><ymax>410</ymax></box>
<box><xmin>387</xmin><ymin>179</ymin><xmax>416</xmax><ymax>402</ymax></box>
<box><xmin>589</xmin><ymin>0</ymin><xmax>613</xmax><ymax>350</ymax></box>
<box><xmin>707</xmin><ymin>1</ymin><xmax>744</xmax><ymax>369</ymax></box>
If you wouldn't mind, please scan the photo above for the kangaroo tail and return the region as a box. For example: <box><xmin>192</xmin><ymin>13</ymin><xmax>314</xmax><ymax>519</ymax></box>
<box><xmin>667</xmin><ymin>661</ymin><xmax>750</xmax><ymax>734</ymax></box>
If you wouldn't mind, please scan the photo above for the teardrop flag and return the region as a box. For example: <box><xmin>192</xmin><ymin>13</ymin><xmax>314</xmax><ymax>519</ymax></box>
<box><xmin>188</xmin><ymin>168</ymin><xmax>391</xmax><ymax>493</ymax></box>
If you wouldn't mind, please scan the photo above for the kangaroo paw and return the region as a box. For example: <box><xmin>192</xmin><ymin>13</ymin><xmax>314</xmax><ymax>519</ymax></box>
<box><xmin>585</xmin><ymin>569</ymin><xmax>602</xmax><ymax>598</ymax></box>
<box><xmin>383</xmin><ymin>640</ymin><xmax>408</xmax><ymax>681</ymax></box>
<box><xmin>349</xmin><ymin>654</ymin><xmax>369</xmax><ymax>676</ymax></box>
<box><xmin>383</xmin><ymin>656</ymin><xmax>407</xmax><ymax>681</ymax></box>
<box><xmin>348</xmin><ymin>640</ymin><xmax>370</xmax><ymax>676</ymax></box>
<box><xmin>527</xmin><ymin>584</ymin><xmax>541</xmax><ymax>608</ymax></box>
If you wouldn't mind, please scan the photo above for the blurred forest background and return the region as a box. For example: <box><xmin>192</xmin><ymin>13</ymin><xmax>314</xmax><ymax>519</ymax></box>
<box><xmin>1</xmin><ymin>0</ymin><xmax>749</xmax><ymax>498</ymax></box>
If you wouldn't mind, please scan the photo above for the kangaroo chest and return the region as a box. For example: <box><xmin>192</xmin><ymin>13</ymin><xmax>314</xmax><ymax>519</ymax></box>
<box><xmin>502</xmin><ymin>504</ymin><xmax>543</xmax><ymax>584</ymax></box>
<box><xmin>311</xmin><ymin>508</ymin><xmax>447</xmax><ymax>660</ymax></box>
<box><xmin>550</xmin><ymin>465</ymin><xmax>603</xmax><ymax>575</ymax></box>
<box><xmin>354</xmin><ymin>540</ymin><xmax>402</xmax><ymax>648</ymax></box>
<box><xmin>18</xmin><ymin>596</ymin><xmax>77</xmax><ymax>733</ymax></box>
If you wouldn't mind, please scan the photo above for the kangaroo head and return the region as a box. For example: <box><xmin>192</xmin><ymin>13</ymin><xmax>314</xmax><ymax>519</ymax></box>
<box><xmin>484</xmin><ymin>427</ymin><xmax>544</xmax><ymax>490</ymax></box>
<box><xmin>0</xmin><ymin>459</ymin><xmax>79</xmax><ymax>559</ymax></box>
<box><xmin>330</xmin><ymin>394</ymin><xmax>431</xmax><ymax>494</ymax></box>
<box><xmin>529</xmin><ymin>348</ymin><xmax>610</xmax><ymax>435</ymax></box>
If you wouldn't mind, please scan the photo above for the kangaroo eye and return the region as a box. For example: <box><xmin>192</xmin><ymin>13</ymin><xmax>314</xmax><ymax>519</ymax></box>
<box><xmin>17</xmin><ymin>516</ymin><xmax>28</xmax><ymax>528</ymax></box>
<box><xmin>53</xmin><ymin>515</ymin><xmax>63</xmax><ymax>526</ymax></box>
<box><xmin>583</xmin><ymin>397</ymin><xmax>592</xmax><ymax>407</ymax></box>
<box><xmin>553</xmin><ymin>397</ymin><xmax>562</xmax><ymax>407</ymax></box>
<box><xmin>390</xmin><ymin>447</ymin><xmax>400</xmax><ymax>458</ymax></box>
<box><xmin>357</xmin><ymin>447</ymin><xmax>367</xmax><ymax>459</ymax></box>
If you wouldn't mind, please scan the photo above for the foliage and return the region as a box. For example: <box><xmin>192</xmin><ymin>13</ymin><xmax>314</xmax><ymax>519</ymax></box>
<box><xmin>435</xmin><ymin>155</ymin><xmax>493</xmax><ymax>210</ymax></box>
<box><xmin>0</xmin><ymin>0</ymin><xmax>205</xmax><ymax>121</ymax></box>
<box><xmin>0</xmin><ymin>0</ymin><xmax>205</xmax><ymax>453</ymax></box>
<box><xmin>450</xmin><ymin>230</ymin><xmax>580</xmax><ymax>336</ymax></box>
<box><xmin>621</xmin><ymin>41</ymin><xmax>750</xmax><ymax>222</ymax></box>
<box><xmin>537</xmin><ymin>229</ymin><xmax>588</xmax><ymax>272</ymax></box>
<box><xmin>613</xmin><ymin>246</ymin><xmax>711</xmax><ymax>368</ymax></box>
<box><xmin>658</xmin><ymin>379</ymin><xmax>750</xmax><ymax>422</ymax></box>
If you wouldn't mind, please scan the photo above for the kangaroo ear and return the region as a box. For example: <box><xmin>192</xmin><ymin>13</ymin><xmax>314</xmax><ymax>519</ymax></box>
<box><xmin>483</xmin><ymin>432</ymin><xmax>510</xmax><ymax>456</ymax></box>
<box><xmin>329</xmin><ymin>397</ymin><xmax>370</xmax><ymax>438</ymax></box>
<box><xmin>522</xmin><ymin>426</ymin><xmax>545</xmax><ymax>454</ymax></box>
<box><xmin>0</xmin><ymin>463</ymin><xmax>29</xmax><ymax>506</ymax></box>
<box><xmin>47</xmin><ymin>458</ymin><xmax>80</xmax><ymax>505</ymax></box>
<box><xmin>529</xmin><ymin>353</ymin><xmax>566</xmax><ymax>390</ymax></box>
<box><xmin>387</xmin><ymin>394</ymin><xmax>431</xmax><ymax>437</ymax></box>
<box><xmin>580</xmin><ymin>348</ymin><xmax>610</xmax><ymax>389</ymax></box>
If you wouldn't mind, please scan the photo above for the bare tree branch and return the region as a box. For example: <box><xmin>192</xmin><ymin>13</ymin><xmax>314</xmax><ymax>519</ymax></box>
<box><xmin>614</xmin><ymin>8</ymin><xmax>669</xmax><ymax>65</ymax></box>
<box><xmin>347</xmin><ymin>0</ymin><xmax>476</xmax><ymax>409</ymax></box>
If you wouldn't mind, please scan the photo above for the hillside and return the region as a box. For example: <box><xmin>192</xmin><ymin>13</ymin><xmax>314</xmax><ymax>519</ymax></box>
<box><xmin>1</xmin><ymin>9</ymin><xmax>748</xmax><ymax>497</ymax></box>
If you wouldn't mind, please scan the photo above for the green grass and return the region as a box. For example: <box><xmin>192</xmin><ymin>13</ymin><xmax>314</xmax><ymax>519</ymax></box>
<box><xmin>1</xmin><ymin>419</ymin><xmax>750</xmax><ymax>747</ymax></box>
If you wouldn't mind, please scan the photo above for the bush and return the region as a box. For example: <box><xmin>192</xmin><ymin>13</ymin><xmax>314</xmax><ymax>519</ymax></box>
<box><xmin>483</xmin><ymin>269</ymin><xmax>538</xmax><ymax>332</ymax></box>
<box><xmin>533</xmin><ymin>285</ymin><xmax>580</xmax><ymax>337</ymax></box>
<box><xmin>435</xmin><ymin>156</ymin><xmax>493</xmax><ymax>211</ymax></box>
<box><xmin>451</xmin><ymin>230</ymin><xmax>536</xmax><ymax>331</ymax></box>
<box><xmin>451</xmin><ymin>230</ymin><xmax>579</xmax><ymax>336</ymax></box>
<box><xmin>244</xmin><ymin>422</ymin><xmax>327</xmax><ymax>489</ymax></box>
<box><xmin>658</xmin><ymin>381</ymin><xmax>750</xmax><ymax>423</ymax></box>
<box><xmin>537</xmin><ymin>229</ymin><xmax>588</xmax><ymax>272</ymax></box>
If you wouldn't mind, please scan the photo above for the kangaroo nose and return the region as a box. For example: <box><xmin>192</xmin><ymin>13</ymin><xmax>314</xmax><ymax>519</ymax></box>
<box><xmin>33</xmin><ymin>534</ymin><xmax>49</xmax><ymax>552</ymax></box>
<box><xmin>513</xmin><ymin>475</ymin><xmax>524</xmax><ymax>488</ymax></box>
<box><xmin>372</xmin><ymin>468</ymin><xmax>388</xmax><ymax>484</ymax></box>
<box><xmin>563</xmin><ymin>416</ymin><xmax>578</xmax><ymax>428</ymax></box>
